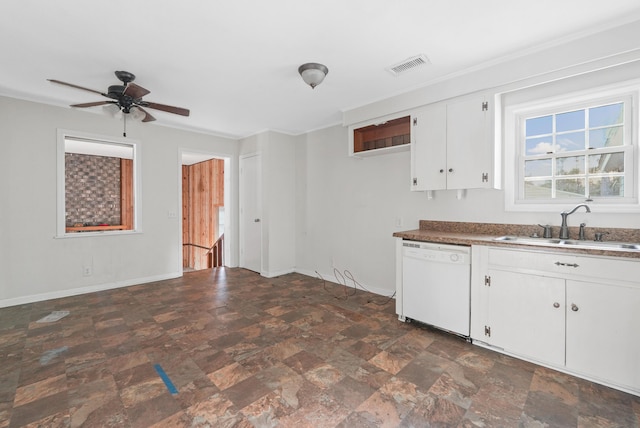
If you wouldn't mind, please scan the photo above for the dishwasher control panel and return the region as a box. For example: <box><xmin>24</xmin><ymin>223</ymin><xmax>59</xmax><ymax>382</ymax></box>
<box><xmin>402</xmin><ymin>241</ymin><xmax>470</xmax><ymax>265</ymax></box>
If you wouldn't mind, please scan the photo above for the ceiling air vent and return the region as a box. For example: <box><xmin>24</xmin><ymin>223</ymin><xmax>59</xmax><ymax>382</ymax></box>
<box><xmin>387</xmin><ymin>54</ymin><xmax>430</xmax><ymax>76</ymax></box>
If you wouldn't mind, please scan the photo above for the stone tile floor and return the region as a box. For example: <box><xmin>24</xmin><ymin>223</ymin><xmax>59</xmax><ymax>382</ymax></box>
<box><xmin>1</xmin><ymin>268</ymin><xmax>639</xmax><ymax>427</ymax></box>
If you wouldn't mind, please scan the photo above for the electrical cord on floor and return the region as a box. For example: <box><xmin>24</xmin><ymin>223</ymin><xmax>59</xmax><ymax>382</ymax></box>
<box><xmin>315</xmin><ymin>268</ymin><xmax>395</xmax><ymax>305</ymax></box>
<box><xmin>315</xmin><ymin>268</ymin><xmax>356</xmax><ymax>300</ymax></box>
<box><xmin>343</xmin><ymin>269</ymin><xmax>396</xmax><ymax>306</ymax></box>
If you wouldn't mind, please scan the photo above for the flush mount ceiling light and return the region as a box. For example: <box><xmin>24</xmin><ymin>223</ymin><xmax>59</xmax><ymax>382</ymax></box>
<box><xmin>298</xmin><ymin>63</ymin><xmax>329</xmax><ymax>89</ymax></box>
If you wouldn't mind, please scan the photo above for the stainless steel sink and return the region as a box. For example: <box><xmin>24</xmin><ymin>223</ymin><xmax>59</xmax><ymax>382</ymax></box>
<box><xmin>493</xmin><ymin>236</ymin><xmax>640</xmax><ymax>251</ymax></box>
<box><xmin>561</xmin><ymin>240</ymin><xmax>640</xmax><ymax>250</ymax></box>
<box><xmin>493</xmin><ymin>236</ymin><xmax>563</xmax><ymax>245</ymax></box>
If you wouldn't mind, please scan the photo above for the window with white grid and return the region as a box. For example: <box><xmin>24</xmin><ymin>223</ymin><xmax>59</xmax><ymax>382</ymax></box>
<box><xmin>506</xmin><ymin>85</ymin><xmax>638</xmax><ymax>211</ymax></box>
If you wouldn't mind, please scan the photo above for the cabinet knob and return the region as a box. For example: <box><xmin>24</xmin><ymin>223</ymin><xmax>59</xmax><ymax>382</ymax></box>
<box><xmin>571</xmin><ymin>303</ymin><xmax>579</xmax><ymax>312</ymax></box>
<box><xmin>448</xmin><ymin>168</ymin><xmax>454</xmax><ymax>173</ymax></box>
<box><xmin>439</xmin><ymin>169</ymin><xmax>444</xmax><ymax>173</ymax></box>
<box><xmin>553</xmin><ymin>302</ymin><xmax>560</xmax><ymax>308</ymax></box>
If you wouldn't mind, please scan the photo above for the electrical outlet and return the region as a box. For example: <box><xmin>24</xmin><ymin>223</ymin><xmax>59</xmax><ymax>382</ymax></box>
<box><xmin>82</xmin><ymin>266</ymin><xmax>92</xmax><ymax>277</ymax></box>
<box><xmin>168</xmin><ymin>210</ymin><xmax>177</xmax><ymax>219</ymax></box>
<box><xmin>395</xmin><ymin>216</ymin><xmax>403</xmax><ymax>228</ymax></box>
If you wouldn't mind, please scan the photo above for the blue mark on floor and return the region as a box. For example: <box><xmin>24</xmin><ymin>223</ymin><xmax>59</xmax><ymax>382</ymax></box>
<box><xmin>154</xmin><ymin>364</ymin><xmax>178</xmax><ymax>395</ymax></box>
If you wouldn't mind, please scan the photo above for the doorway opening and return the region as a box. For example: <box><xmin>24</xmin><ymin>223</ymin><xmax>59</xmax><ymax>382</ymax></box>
<box><xmin>181</xmin><ymin>151</ymin><xmax>230</xmax><ymax>272</ymax></box>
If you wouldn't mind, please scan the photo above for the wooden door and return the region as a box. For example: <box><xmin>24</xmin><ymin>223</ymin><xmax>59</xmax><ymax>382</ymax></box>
<box><xmin>182</xmin><ymin>158</ymin><xmax>224</xmax><ymax>270</ymax></box>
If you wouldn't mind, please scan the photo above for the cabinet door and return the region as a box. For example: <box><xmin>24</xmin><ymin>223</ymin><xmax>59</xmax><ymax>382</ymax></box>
<box><xmin>487</xmin><ymin>269</ymin><xmax>565</xmax><ymax>366</ymax></box>
<box><xmin>566</xmin><ymin>280</ymin><xmax>640</xmax><ymax>392</ymax></box>
<box><xmin>446</xmin><ymin>95</ymin><xmax>492</xmax><ymax>190</ymax></box>
<box><xmin>411</xmin><ymin>104</ymin><xmax>447</xmax><ymax>191</ymax></box>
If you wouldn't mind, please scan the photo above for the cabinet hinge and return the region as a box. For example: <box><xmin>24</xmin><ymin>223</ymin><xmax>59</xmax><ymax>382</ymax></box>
<box><xmin>482</xmin><ymin>172</ymin><xmax>489</xmax><ymax>182</ymax></box>
<box><xmin>484</xmin><ymin>325</ymin><xmax>491</xmax><ymax>337</ymax></box>
<box><xmin>484</xmin><ymin>275</ymin><xmax>491</xmax><ymax>286</ymax></box>
<box><xmin>412</xmin><ymin>177</ymin><xmax>418</xmax><ymax>186</ymax></box>
<box><xmin>482</xmin><ymin>101</ymin><xmax>489</xmax><ymax>111</ymax></box>
<box><xmin>413</xmin><ymin>117</ymin><xmax>418</xmax><ymax>126</ymax></box>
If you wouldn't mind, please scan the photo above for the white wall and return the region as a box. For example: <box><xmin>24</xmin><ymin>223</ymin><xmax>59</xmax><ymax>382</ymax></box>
<box><xmin>295</xmin><ymin>125</ymin><xmax>427</xmax><ymax>295</ymax></box>
<box><xmin>0</xmin><ymin>96</ymin><xmax>238</xmax><ymax>307</ymax></box>
<box><xmin>263</xmin><ymin>131</ymin><xmax>298</xmax><ymax>276</ymax></box>
<box><xmin>4</xmin><ymin>20</ymin><xmax>640</xmax><ymax>305</ymax></box>
<box><xmin>297</xmin><ymin>22</ymin><xmax>640</xmax><ymax>297</ymax></box>
<box><xmin>296</xmin><ymin>115</ymin><xmax>640</xmax><ymax>297</ymax></box>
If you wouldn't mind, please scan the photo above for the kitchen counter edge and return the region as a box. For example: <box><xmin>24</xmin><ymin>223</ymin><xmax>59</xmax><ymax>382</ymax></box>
<box><xmin>393</xmin><ymin>228</ymin><xmax>640</xmax><ymax>259</ymax></box>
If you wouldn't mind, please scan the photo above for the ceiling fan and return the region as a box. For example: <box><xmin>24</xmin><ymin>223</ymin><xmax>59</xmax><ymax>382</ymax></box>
<box><xmin>48</xmin><ymin>70</ymin><xmax>190</xmax><ymax>124</ymax></box>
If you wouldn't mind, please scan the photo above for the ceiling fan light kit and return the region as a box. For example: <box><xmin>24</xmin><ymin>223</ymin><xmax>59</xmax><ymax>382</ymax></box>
<box><xmin>298</xmin><ymin>63</ymin><xmax>328</xmax><ymax>89</ymax></box>
<box><xmin>48</xmin><ymin>70</ymin><xmax>190</xmax><ymax>136</ymax></box>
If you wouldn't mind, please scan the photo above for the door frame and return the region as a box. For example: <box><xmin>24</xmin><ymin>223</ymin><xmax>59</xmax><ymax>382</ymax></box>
<box><xmin>178</xmin><ymin>148</ymin><xmax>234</xmax><ymax>273</ymax></box>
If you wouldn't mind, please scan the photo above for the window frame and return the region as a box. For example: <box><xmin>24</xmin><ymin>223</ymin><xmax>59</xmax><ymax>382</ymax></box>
<box><xmin>56</xmin><ymin>129</ymin><xmax>142</xmax><ymax>238</ymax></box>
<box><xmin>504</xmin><ymin>82</ymin><xmax>640</xmax><ymax>213</ymax></box>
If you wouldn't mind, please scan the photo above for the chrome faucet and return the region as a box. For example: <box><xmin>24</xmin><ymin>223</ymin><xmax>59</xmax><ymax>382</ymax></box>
<box><xmin>559</xmin><ymin>204</ymin><xmax>591</xmax><ymax>239</ymax></box>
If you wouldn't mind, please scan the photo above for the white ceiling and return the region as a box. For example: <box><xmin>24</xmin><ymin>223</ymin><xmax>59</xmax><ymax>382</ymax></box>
<box><xmin>2</xmin><ymin>1</ymin><xmax>640</xmax><ymax>139</ymax></box>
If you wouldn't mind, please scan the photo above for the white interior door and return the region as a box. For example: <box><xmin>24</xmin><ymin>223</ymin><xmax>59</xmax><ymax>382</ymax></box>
<box><xmin>239</xmin><ymin>154</ymin><xmax>261</xmax><ymax>273</ymax></box>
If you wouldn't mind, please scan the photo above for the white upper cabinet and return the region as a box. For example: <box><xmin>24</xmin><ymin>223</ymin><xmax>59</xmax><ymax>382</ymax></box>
<box><xmin>411</xmin><ymin>93</ymin><xmax>497</xmax><ymax>191</ymax></box>
<box><xmin>410</xmin><ymin>103</ymin><xmax>446</xmax><ymax>191</ymax></box>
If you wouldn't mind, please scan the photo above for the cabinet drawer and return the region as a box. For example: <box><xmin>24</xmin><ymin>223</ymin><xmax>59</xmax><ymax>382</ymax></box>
<box><xmin>487</xmin><ymin>247</ymin><xmax>640</xmax><ymax>284</ymax></box>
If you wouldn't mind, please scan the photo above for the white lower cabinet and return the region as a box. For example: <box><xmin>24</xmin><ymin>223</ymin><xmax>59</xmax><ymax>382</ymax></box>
<box><xmin>565</xmin><ymin>279</ymin><xmax>640</xmax><ymax>392</ymax></box>
<box><xmin>486</xmin><ymin>269</ymin><xmax>565</xmax><ymax>366</ymax></box>
<box><xmin>471</xmin><ymin>245</ymin><xmax>640</xmax><ymax>396</ymax></box>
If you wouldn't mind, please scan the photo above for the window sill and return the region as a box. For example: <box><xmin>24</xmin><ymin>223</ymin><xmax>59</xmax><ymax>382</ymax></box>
<box><xmin>506</xmin><ymin>200</ymin><xmax>640</xmax><ymax>213</ymax></box>
<box><xmin>55</xmin><ymin>229</ymin><xmax>141</xmax><ymax>239</ymax></box>
<box><xmin>65</xmin><ymin>225</ymin><xmax>128</xmax><ymax>233</ymax></box>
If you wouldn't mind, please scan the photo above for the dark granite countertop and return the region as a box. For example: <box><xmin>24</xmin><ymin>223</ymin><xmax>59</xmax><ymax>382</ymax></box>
<box><xmin>393</xmin><ymin>221</ymin><xmax>640</xmax><ymax>259</ymax></box>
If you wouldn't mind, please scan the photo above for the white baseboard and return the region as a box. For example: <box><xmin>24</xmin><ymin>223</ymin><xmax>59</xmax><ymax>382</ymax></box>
<box><xmin>0</xmin><ymin>271</ymin><xmax>183</xmax><ymax>308</ymax></box>
<box><xmin>0</xmin><ymin>269</ymin><xmax>394</xmax><ymax>308</ymax></box>
<box><xmin>260</xmin><ymin>268</ymin><xmax>295</xmax><ymax>278</ymax></box>
<box><xmin>295</xmin><ymin>268</ymin><xmax>394</xmax><ymax>298</ymax></box>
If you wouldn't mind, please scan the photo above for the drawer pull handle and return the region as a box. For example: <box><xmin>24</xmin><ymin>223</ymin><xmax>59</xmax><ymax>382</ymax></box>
<box><xmin>571</xmin><ymin>303</ymin><xmax>579</xmax><ymax>312</ymax></box>
<box><xmin>553</xmin><ymin>302</ymin><xmax>560</xmax><ymax>308</ymax></box>
<box><xmin>555</xmin><ymin>262</ymin><xmax>579</xmax><ymax>268</ymax></box>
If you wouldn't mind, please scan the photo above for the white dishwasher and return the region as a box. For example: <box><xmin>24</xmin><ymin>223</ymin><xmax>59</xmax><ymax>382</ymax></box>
<box><xmin>400</xmin><ymin>240</ymin><xmax>471</xmax><ymax>337</ymax></box>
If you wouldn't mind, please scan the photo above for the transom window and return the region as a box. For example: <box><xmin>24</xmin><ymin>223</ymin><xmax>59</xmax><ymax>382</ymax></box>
<box><xmin>506</xmin><ymin>85</ymin><xmax>638</xmax><ymax>211</ymax></box>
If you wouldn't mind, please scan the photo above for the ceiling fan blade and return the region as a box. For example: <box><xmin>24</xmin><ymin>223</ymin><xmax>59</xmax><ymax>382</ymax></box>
<box><xmin>136</xmin><ymin>107</ymin><xmax>156</xmax><ymax>122</ymax></box>
<box><xmin>124</xmin><ymin>82</ymin><xmax>150</xmax><ymax>99</ymax></box>
<box><xmin>144</xmin><ymin>101</ymin><xmax>190</xmax><ymax>117</ymax></box>
<box><xmin>70</xmin><ymin>101</ymin><xmax>114</xmax><ymax>108</ymax></box>
<box><xmin>48</xmin><ymin>79</ymin><xmax>106</xmax><ymax>96</ymax></box>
